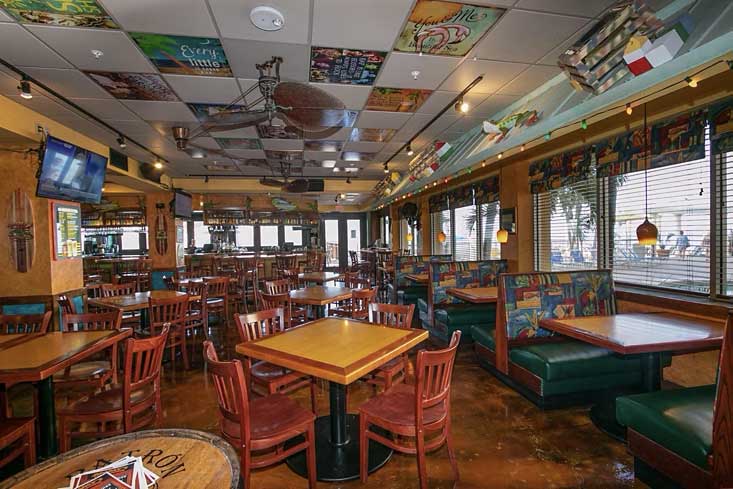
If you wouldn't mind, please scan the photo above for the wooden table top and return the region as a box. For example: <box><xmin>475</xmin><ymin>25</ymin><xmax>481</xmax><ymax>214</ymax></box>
<box><xmin>89</xmin><ymin>290</ymin><xmax>192</xmax><ymax>312</ymax></box>
<box><xmin>94</xmin><ymin>256</ymin><xmax>147</xmax><ymax>263</ymax></box>
<box><xmin>0</xmin><ymin>429</ymin><xmax>239</xmax><ymax>489</ymax></box>
<box><xmin>174</xmin><ymin>276</ymin><xmax>236</xmax><ymax>285</ymax></box>
<box><xmin>539</xmin><ymin>312</ymin><xmax>725</xmax><ymax>355</ymax></box>
<box><xmin>0</xmin><ymin>329</ymin><xmax>131</xmax><ymax>383</ymax></box>
<box><xmin>236</xmin><ymin>318</ymin><xmax>428</xmax><ymax>384</ymax></box>
<box><xmin>289</xmin><ymin>286</ymin><xmax>352</xmax><ymax>306</ymax></box>
<box><xmin>405</xmin><ymin>273</ymin><xmax>428</xmax><ymax>284</ymax></box>
<box><xmin>447</xmin><ymin>287</ymin><xmax>498</xmax><ymax>304</ymax></box>
<box><xmin>298</xmin><ymin>271</ymin><xmax>343</xmax><ymax>284</ymax></box>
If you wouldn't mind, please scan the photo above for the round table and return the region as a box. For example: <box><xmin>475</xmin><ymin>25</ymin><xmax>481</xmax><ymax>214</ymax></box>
<box><xmin>0</xmin><ymin>429</ymin><xmax>239</xmax><ymax>489</ymax></box>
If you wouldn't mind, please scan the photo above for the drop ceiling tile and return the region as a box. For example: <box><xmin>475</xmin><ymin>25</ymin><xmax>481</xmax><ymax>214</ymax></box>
<box><xmin>163</xmin><ymin>75</ymin><xmax>241</xmax><ymax>104</ymax></box>
<box><xmin>69</xmin><ymin>97</ymin><xmax>141</xmax><ymax>121</ymax></box>
<box><xmin>305</xmin><ymin>150</ymin><xmax>339</xmax><ymax>161</ymax></box>
<box><xmin>343</xmin><ymin>141</ymin><xmax>385</xmax><ymax>152</ymax></box>
<box><xmin>472</xmin><ymin>93</ymin><xmax>522</xmax><ymax>118</ymax></box>
<box><xmin>393</xmin><ymin>113</ymin><xmax>433</xmax><ymax>141</ymax></box>
<box><xmin>356</xmin><ymin>110</ymin><xmax>410</xmax><ymax>129</ymax></box>
<box><xmin>122</xmin><ymin>101</ymin><xmax>198</xmax><ymax>122</ymax></box>
<box><xmin>312</xmin><ymin>0</ymin><xmax>412</xmax><ymax>51</ymax></box>
<box><xmin>470</xmin><ymin>10</ymin><xmax>590</xmax><ymax>64</ymax></box>
<box><xmin>0</xmin><ymin>23</ymin><xmax>71</xmax><ymax>69</ymax></box>
<box><xmin>210</xmin><ymin>126</ymin><xmax>259</xmax><ymax>138</ymax></box>
<box><xmin>446</xmin><ymin>116</ymin><xmax>483</xmax><ymax>134</ymax></box>
<box><xmin>496</xmin><ymin>65</ymin><xmax>562</xmax><ymax>96</ymax></box>
<box><xmin>225</xmin><ymin>148</ymin><xmax>267</xmax><ymax>159</ymax></box>
<box><xmin>6</xmin><ymin>94</ymin><xmax>76</xmax><ymax>118</ymax></box>
<box><xmin>0</xmin><ymin>10</ymin><xmax>13</xmax><ymax>21</ymax></box>
<box><xmin>26</xmin><ymin>26</ymin><xmax>155</xmax><ymax>72</ymax></box>
<box><xmin>261</xmin><ymin>139</ymin><xmax>304</xmax><ymax>150</ymax></box>
<box><xmin>186</xmin><ymin>136</ymin><xmax>221</xmax><ymax>149</ymax></box>
<box><xmin>309</xmin><ymin>83</ymin><xmax>371</xmax><ymax>110</ymax></box>
<box><xmin>209</xmin><ymin>0</ymin><xmax>311</xmax><ymax>44</ymax></box>
<box><xmin>376</xmin><ymin>53</ymin><xmax>460</xmax><ymax>90</ymax></box>
<box><xmin>223</xmin><ymin>39</ymin><xmax>309</xmax><ymax>81</ymax></box>
<box><xmin>313</xmin><ymin>127</ymin><xmax>353</xmax><ymax>141</ymax></box>
<box><xmin>514</xmin><ymin>0</ymin><xmax>616</xmax><ymax>17</ymax></box>
<box><xmin>100</xmin><ymin>0</ymin><xmax>218</xmax><ymax>37</ymax></box>
<box><xmin>536</xmin><ymin>21</ymin><xmax>593</xmax><ymax>66</ymax></box>
<box><xmin>417</xmin><ymin>91</ymin><xmax>459</xmax><ymax>114</ymax></box>
<box><xmin>439</xmin><ymin>59</ymin><xmax>528</xmax><ymax>94</ymax></box>
<box><xmin>106</xmin><ymin>120</ymin><xmax>158</xmax><ymax>135</ymax></box>
<box><xmin>19</xmin><ymin>67</ymin><xmax>113</xmax><ymax>98</ymax></box>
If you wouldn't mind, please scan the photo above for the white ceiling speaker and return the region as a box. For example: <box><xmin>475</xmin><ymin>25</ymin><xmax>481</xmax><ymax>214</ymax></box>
<box><xmin>250</xmin><ymin>6</ymin><xmax>285</xmax><ymax>31</ymax></box>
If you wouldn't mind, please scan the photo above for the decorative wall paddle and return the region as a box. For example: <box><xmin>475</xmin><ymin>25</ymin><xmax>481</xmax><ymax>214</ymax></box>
<box><xmin>155</xmin><ymin>203</ymin><xmax>168</xmax><ymax>256</ymax></box>
<box><xmin>7</xmin><ymin>189</ymin><xmax>34</xmax><ymax>273</ymax></box>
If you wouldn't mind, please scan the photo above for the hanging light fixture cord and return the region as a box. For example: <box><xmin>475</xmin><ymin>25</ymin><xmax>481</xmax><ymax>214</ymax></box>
<box><xmin>644</xmin><ymin>103</ymin><xmax>649</xmax><ymax>219</ymax></box>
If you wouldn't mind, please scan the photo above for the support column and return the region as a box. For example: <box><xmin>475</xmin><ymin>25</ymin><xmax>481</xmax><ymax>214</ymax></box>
<box><xmin>145</xmin><ymin>192</ymin><xmax>181</xmax><ymax>289</ymax></box>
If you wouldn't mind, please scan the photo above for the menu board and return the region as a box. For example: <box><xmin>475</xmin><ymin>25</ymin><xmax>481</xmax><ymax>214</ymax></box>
<box><xmin>53</xmin><ymin>203</ymin><xmax>82</xmax><ymax>260</ymax></box>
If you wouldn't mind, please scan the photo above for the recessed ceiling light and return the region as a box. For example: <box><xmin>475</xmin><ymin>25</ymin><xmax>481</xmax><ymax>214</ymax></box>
<box><xmin>344</xmin><ymin>167</ymin><xmax>359</xmax><ymax>173</ymax></box>
<box><xmin>321</xmin><ymin>160</ymin><xmax>336</xmax><ymax>168</ymax></box>
<box><xmin>250</xmin><ymin>6</ymin><xmax>285</xmax><ymax>31</ymax></box>
<box><xmin>91</xmin><ymin>49</ymin><xmax>104</xmax><ymax>59</ymax></box>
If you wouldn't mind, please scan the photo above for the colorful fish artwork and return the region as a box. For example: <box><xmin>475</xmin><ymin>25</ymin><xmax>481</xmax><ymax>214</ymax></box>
<box><xmin>130</xmin><ymin>33</ymin><xmax>233</xmax><ymax>77</ymax></box>
<box><xmin>0</xmin><ymin>0</ymin><xmax>118</xmax><ymax>28</ymax></box>
<box><xmin>395</xmin><ymin>0</ymin><xmax>505</xmax><ymax>57</ymax></box>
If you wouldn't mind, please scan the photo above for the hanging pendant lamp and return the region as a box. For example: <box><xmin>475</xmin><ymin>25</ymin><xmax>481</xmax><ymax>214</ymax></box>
<box><xmin>636</xmin><ymin>104</ymin><xmax>658</xmax><ymax>245</ymax></box>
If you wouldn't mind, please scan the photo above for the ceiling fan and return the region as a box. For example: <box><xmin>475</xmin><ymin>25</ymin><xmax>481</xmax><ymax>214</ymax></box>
<box><xmin>258</xmin><ymin>160</ymin><xmax>312</xmax><ymax>193</ymax></box>
<box><xmin>172</xmin><ymin>56</ymin><xmax>350</xmax><ymax>154</ymax></box>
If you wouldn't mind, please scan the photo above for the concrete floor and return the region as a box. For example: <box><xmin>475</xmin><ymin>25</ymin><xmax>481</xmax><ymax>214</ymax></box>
<box><xmin>153</xmin><ymin>329</ymin><xmax>648</xmax><ymax>489</ymax></box>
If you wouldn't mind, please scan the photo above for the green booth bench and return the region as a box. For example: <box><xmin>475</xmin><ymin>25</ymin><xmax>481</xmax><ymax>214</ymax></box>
<box><xmin>389</xmin><ymin>255</ymin><xmax>450</xmax><ymax>308</ymax></box>
<box><xmin>614</xmin><ymin>313</ymin><xmax>733</xmax><ymax>489</ymax></box>
<box><xmin>473</xmin><ymin>270</ymin><xmax>646</xmax><ymax>408</ymax></box>
<box><xmin>419</xmin><ymin>260</ymin><xmax>506</xmax><ymax>344</ymax></box>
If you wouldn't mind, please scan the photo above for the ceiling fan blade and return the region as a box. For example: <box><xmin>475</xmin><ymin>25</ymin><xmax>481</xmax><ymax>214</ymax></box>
<box><xmin>274</xmin><ymin>82</ymin><xmax>344</xmax><ymax>110</ymax></box>
<box><xmin>274</xmin><ymin>82</ymin><xmax>351</xmax><ymax>135</ymax></box>
<box><xmin>203</xmin><ymin>110</ymin><xmax>271</xmax><ymax>131</ymax></box>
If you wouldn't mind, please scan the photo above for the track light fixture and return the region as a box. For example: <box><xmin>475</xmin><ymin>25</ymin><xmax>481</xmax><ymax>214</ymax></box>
<box><xmin>580</xmin><ymin>119</ymin><xmax>588</xmax><ymax>130</ymax></box>
<box><xmin>626</xmin><ymin>103</ymin><xmax>633</xmax><ymax>115</ymax></box>
<box><xmin>454</xmin><ymin>98</ymin><xmax>469</xmax><ymax>113</ymax></box>
<box><xmin>153</xmin><ymin>159</ymin><xmax>163</xmax><ymax>170</ymax></box>
<box><xmin>346</xmin><ymin>177</ymin><xmax>351</xmax><ymax>184</ymax></box>
<box><xmin>18</xmin><ymin>77</ymin><xmax>32</xmax><ymax>100</ymax></box>
<box><xmin>116</xmin><ymin>135</ymin><xmax>126</xmax><ymax>148</ymax></box>
<box><xmin>406</xmin><ymin>144</ymin><xmax>414</xmax><ymax>156</ymax></box>
<box><xmin>383</xmin><ymin>162</ymin><xmax>389</xmax><ymax>174</ymax></box>
<box><xmin>544</xmin><ymin>132</ymin><xmax>551</xmax><ymax>141</ymax></box>
<box><xmin>520</xmin><ymin>144</ymin><xmax>525</xmax><ymax>152</ymax></box>
<box><xmin>685</xmin><ymin>76</ymin><xmax>698</xmax><ymax>88</ymax></box>
<box><xmin>204</xmin><ymin>175</ymin><xmax>209</xmax><ymax>183</ymax></box>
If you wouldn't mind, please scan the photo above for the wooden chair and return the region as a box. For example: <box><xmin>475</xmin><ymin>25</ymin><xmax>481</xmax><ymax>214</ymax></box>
<box><xmin>0</xmin><ymin>417</ymin><xmax>36</xmax><ymax>472</ymax></box>
<box><xmin>303</xmin><ymin>250</ymin><xmax>325</xmax><ymax>273</ymax></box>
<box><xmin>57</xmin><ymin>295</ymin><xmax>77</xmax><ymax>315</ymax></box>
<box><xmin>331</xmin><ymin>287</ymin><xmax>377</xmax><ymax>320</ymax></box>
<box><xmin>101</xmin><ymin>282</ymin><xmax>141</xmax><ymax>327</ymax></box>
<box><xmin>365</xmin><ymin>303</ymin><xmax>416</xmax><ymax>390</ymax></box>
<box><xmin>205</xmin><ymin>277</ymin><xmax>230</xmax><ymax>327</ymax></box>
<box><xmin>275</xmin><ymin>254</ymin><xmax>298</xmax><ymax>274</ymax></box>
<box><xmin>58</xmin><ymin>325</ymin><xmax>169</xmax><ymax>452</ymax></box>
<box><xmin>55</xmin><ymin>311</ymin><xmax>122</xmax><ymax>389</ymax></box>
<box><xmin>359</xmin><ymin>331</ymin><xmax>461</xmax><ymax>489</ymax></box>
<box><xmin>265</xmin><ymin>279</ymin><xmax>306</xmax><ymax>323</ymax></box>
<box><xmin>178</xmin><ymin>280</ymin><xmax>209</xmax><ymax>360</ymax></box>
<box><xmin>134</xmin><ymin>258</ymin><xmax>153</xmax><ymax>292</ymax></box>
<box><xmin>234</xmin><ymin>309</ymin><xmax>316</xmax><ymax>413</ymax></box>
<box><xmin>203</xmin><ymin>341</ymin><xmax>317</xmax><ymax>489</ymax></box>
<box><xmin>259</xmin><ymin>292</ymin><xmax>304</xmax><ymax>329</ymax></box>
<box><xmin>148</xmin><ymin>294</ymin><xmax>190</xmax><ymax>370</ymax></box>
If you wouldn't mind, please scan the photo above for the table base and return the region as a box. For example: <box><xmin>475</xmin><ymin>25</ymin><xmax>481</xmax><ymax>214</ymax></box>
<box><xmin>285</xmin><ymin>415</ymin><xmax>392</xmax><ymax>482</ymax></box>
<box><xmin>589</xmin><ymin>401</ymin><xmax>626</xmax><ymax>442</ymax></box>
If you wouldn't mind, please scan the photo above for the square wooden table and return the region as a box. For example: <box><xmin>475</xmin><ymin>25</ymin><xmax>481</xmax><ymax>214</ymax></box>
<box><xmin>539</xmin><ymin>312</ymin><xmax>724</xmax><ymax>439</ymax></box>
<box><xmin>298</xmin><ymin>271</ymin><xmax>343</xmax><ymax>285</ymax></box>
<box><xmin>289</xmin><ymin>286</ymin><xmax>352</xmax><ymax>318</ymax></box>
<box><xmin>405</xmin><ymin>273</ymin><xmax>428</xmax><ymax>284</ymax></box>
<box><xmin>446</xmin><ymin>286</ymin><xmax>498</xmax><ymax>303</ymax></box>
<box><xmin>0</xmin><ymin>329</ymin><xmax>132</xmax><ymax>458</ymax></box>
<box><xmin>88</xmin><ymin>290</ymin><xmax>193</xmax><ymax>313</ymax></box>
<box><xmin>236</xmin><ymin>318</ymin><xmax>428</xmax><ymax>482</ymax></box>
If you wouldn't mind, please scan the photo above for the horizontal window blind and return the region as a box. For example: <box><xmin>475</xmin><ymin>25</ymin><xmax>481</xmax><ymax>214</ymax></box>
<box><xmin>480</xmin><ymin>202</ymin><xmax>501</xmax><ymax>260</ymax></box>
<box><xmin>718</xmin><ymin>149</ymin><xmax>733</xmax><ymax>297</ymax></box>
<box><xmin>454</xmin><ymin>205</ymin><xmax>479</xmax><ymax>261</ymax></box>
<box><xmin>431</xmin><ymin>211</ymin><xmax>452</xmax><ymax>256</ymax></box>
<box><xmin>609</xmin><ymin>155</ymin><xmax>710</xmax><ymax>294</ymax></box>
<box><xmin>534</xmin><ymin>178</ymin><xmax>598</xmax><ymax>271</ymax></box>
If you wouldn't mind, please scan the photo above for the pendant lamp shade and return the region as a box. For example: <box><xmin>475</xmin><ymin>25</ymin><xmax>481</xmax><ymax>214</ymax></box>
<box><xmin>406</xmin><ymin>233</ymin><xmax>413</xmax><ymax>242</ymax></box>
<box><xmin>636</xmin><ymin>218</ymin><xmax>658</xmax><ymax>245</ymax></box>
<box><xmin>496</xmin><ymin>228</ymin><xmax>509</xmax><ymax>243</ymax></box>
<box><xmin>437</xmin><ymin>231</ymin><xmax>446</xmax><ymax>243</ymax></box>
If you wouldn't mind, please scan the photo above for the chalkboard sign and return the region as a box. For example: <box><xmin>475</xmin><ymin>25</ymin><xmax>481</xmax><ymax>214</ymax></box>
<box><xmin>109</xmin><ymin>148</ymin><xmax>128</xmax><ymax>171</ymax></box>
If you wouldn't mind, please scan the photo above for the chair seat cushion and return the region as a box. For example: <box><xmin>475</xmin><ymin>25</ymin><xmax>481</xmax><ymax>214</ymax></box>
<box><xmin>251</xmin><ymin>361</ymin><xmax>291</xmax><ymax>381</ymax></box>
<box><xmin>53</xmin><ymin>360</ymin><xmax>111</xmax><ymax>381</ymax></box>
<box><xmin>222</xmin><ymin>393</ymin><xmax>314</xmax><ymax>441</ymax></box>
<box><xmin>616</xmin><ymin>385</ymin><xmax>715</xmax><ymax>469</ymax></box>
<box><xmin>359</xmin><ymin>383</ymin><xmax>446</xmax><ymax>427</ymax></box>
<box><xmin>59</xmin><ymin>383</ymin><xmax>155</xmax><ymax>415</ymax></box>
<box><xmin>509</xmin><ymin>340</ymin><xmax>641</xmax><ymax>381</ymax></box>
<box><xmin>471</xmin><ymin>326</ymin><xmax>495</xmax><ymax>351</ymax></box>
<box><xmin>434</xmin><ymin>306</ymin><xmax>495</xmax><ymax>327</ymax></box>
<box><xmin>417</xmin><ymin>298</ymin><xmax>428</xmax><ymax>314</ymax></box>
<box><xmin>400</xmin><ymin>286</ymin><xmax>426</xmax><ymax>305</ymax></box>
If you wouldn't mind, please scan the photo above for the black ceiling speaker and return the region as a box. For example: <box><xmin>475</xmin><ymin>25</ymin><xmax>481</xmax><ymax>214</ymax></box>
<box><xmin>400</xmin><ymin>202</ymin><xmax>421</xmax><ymax>230</ymax></box>
<box><xmin>138</xmin><ymin>162</ymin><xmax>162</xmax><ymax>183</ymax></box>
<box><xmin>307</xmin><ymin>179</ymin><xmax>324</xmax><ymax>192</ymax></box>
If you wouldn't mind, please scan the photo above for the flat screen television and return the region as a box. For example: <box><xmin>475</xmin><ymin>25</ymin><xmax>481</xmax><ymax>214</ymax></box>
<box><xmin>36</xmin><ymin>135</ymin><xmax>108</xmax><ymax>204</ymax></box>
<box><xmin>173</xmin><ymin>190</ymin><xmax>192</xmax><ymax>219</ymax></box>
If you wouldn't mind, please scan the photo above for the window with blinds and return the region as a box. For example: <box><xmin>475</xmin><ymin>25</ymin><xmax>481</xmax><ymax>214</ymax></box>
<box><xmin>534</xmin><ymin>178</ymin><xmax>598</xmax><ymax>271</ymax></box>
<box><xmin>480</xmin><ymin>202</ymin><xmax>501</xmax><ymax>259</ymax></box>
<box><xmin>431</xmin><ymin>210</ymin><xmax>452</xmax><ymax>256</ymax></box>
<box><xmin>454</xmin><ymin>205</ymin><xmax>479</xmax><ymax>260</ymax></box>
<box><xmin>608</xmin><ymin>156</ymin><xmax>710</xmax><ymax>293</ymax></box>
<box><xmin>400</xmin><ymin>219</ymin><xmax>419</xmax><ymax>255</ymax></box>
<box><xmin>717</xmin><ymin>149</ymin><xmax>733</xmax><ymax>297</ymax></box>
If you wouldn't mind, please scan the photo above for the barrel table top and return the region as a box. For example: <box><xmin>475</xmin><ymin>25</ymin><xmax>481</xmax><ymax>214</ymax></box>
<box><xmin>0</xmin><ymin>429</ymin><xmax>240</xmax><ymax>489</ymax></box>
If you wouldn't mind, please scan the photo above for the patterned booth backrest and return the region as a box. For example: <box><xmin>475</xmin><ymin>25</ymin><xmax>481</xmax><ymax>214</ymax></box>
<box><xmin>394</xmin><ymin>255</ymin><xmax>452</xmax><ymax>287</ymax></box>
<box><xmin>499</xmin><ymin>270</ymin><xmax>616</xmax><ymax>340</ymax></box>
<box><xmin>429</xmin><ymin>260</ymin><xmax>508</xmax><ymax>308</ymax></box>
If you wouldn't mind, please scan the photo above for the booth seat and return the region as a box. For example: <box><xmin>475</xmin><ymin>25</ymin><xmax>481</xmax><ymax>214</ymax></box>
<box><xmin>613</xmin><ymin>314</ymin><xmax>733</xmax><ymax>489</ymax></box>
<box><xmin>474</xmin><ymin>270</ymin><xmax>644</xmax><ymax>407</ymax></box>
<box><xmin>389</xmin><ymin>254</ymin><xmax>450</xmax><ymax>307</ymax></box>
<box><xmin>423</xmin><ymin>260</ymin><xmax>507</xmax><ymax>344</ymax></box>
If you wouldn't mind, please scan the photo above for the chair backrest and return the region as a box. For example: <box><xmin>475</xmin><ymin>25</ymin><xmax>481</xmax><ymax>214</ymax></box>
<box><xmin>265</xmin><ymin>279</ymin><xmax>292</xmax><ymax>295</ymax></box>
<box><xmin>305</xmin><ymin>250</ymin><xmax>325</xmax><ymax>272</ymax></box>
<box><xmin>63</xmin><ymin>310</ymin><xmax>121</xmax><ymax>332</ymax></box>
<box><xmin>205</xmin><ymin>277</ymin><xmax>229</xmax><ymax>298</ymax></box>
<box><xmin>352</xmin><ymin>288</ymin><xmax>378</xmax><ymax>320</ymax></box>
<box><xmin>369</xmin><ymin>303</ymin><xmax>414</xmax><ymax>329</ymax></box>
<box><xmin>428</xmin><ymin>260</ymin><xmax>508</xmax><ymax>313</ymax></box>
<box><xmin>0</xmin><ymin>311</ymin><xmax>52</xmax><ymax>334</ymax></box>
<box><xmin>148</xmin><ymin>294</ymin><xmax>189</xmax><ymax>335</ymax></box>
<box><xmin>393</xmin><ymin>255</ymin><xmax>452</xmax><ymax>288</ymax></box>
<box><xmin>349</xmin><ymin>250</ymin><xmax>359</xmax><ymax>266</ymax></box>
<box><xmin>204</xmin><ymin>341</ymin><xmax>250</xmax><ymax>447</ymax></box>
<box><xmin>234</xmin><ymin>308</ymin><xmax>285</xmax><ymax>343</ymax></box>
<box><xmin>259</xmin><ymin>292</ymin><xmax>290</xmax><ymax>315</ymax></box>
<box><xmin>276</xmin><ymin>254</ymin><xmax>297</xmax><ymax>270</ymax></box>
<box><xmin>414</xmin><ymin>331</ymin><xmax>461</xmax><ymax>428</ymax></box>
<box><xmin>122</xmin><ymin>325</ymin><xmax>169</xmax><ymax>429</ymax></box>
<box><xmin>349</xmin><ymin>277</ymin><xmax>372</xmax><ymax>289</ymax></box>
<box><xmin>86</xmin><ymin>283</ymin><xmax>105</xmax><ymax>299</ymax></box>
<box><xmin>57</xmin><ymin>295</ymin><xmax>76</xmax><ymax>315</ymax></box>
<box><xmin>713</xmin><ymin>312</ymin><xmax>733</xmax><ymax>488</ymax></box>
<box><xmin>102</xmin><ymin>282</ymin><xmax>136</xmax><ymax>297</ymax></box>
